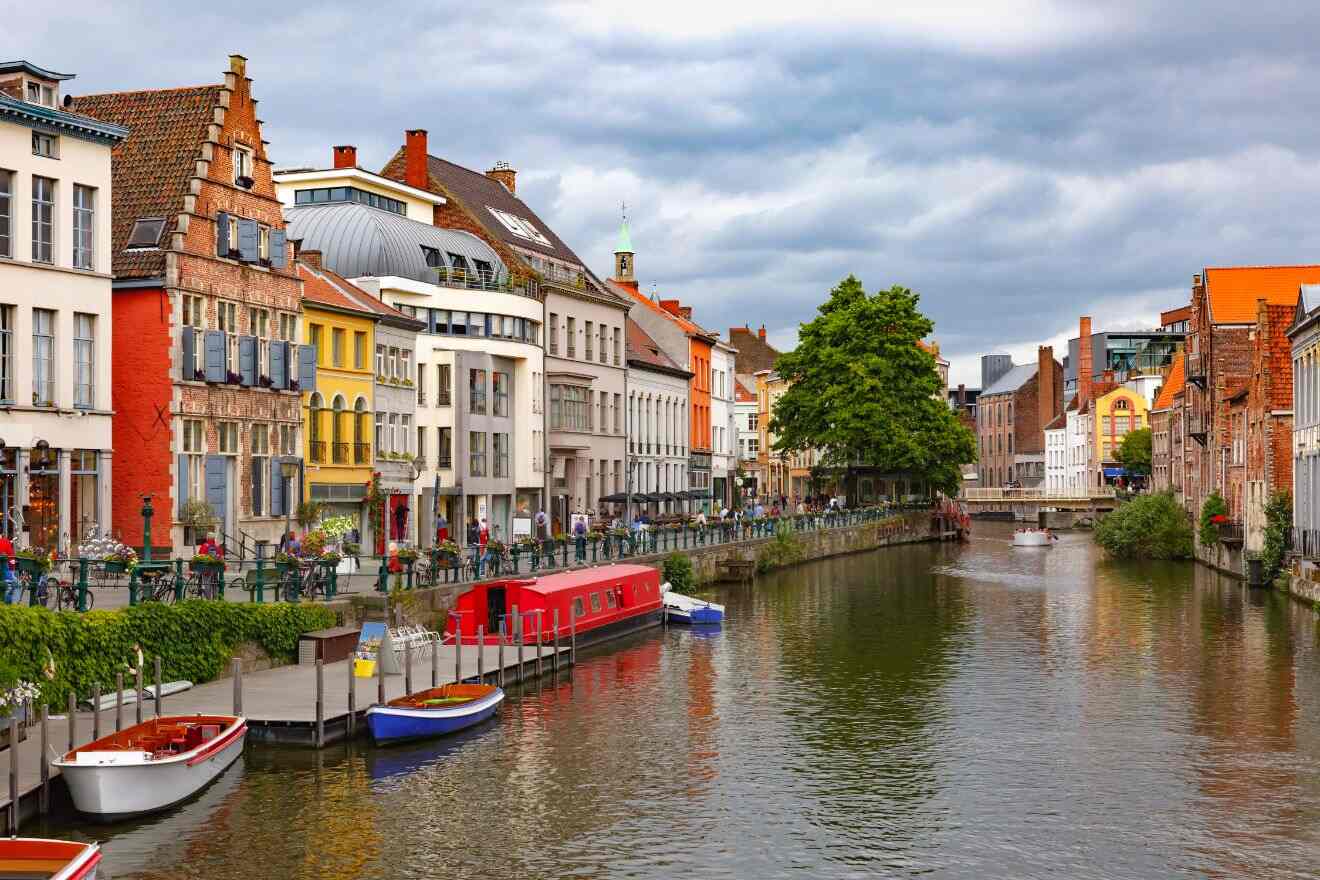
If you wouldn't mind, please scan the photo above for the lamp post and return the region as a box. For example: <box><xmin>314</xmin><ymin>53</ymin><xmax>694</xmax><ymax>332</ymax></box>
<box><xmin>280</xmin><ymin>460</ymin><xmax>298</xmax><ymax>543</ymax></box>
<box><xmin>140</xmin><ymin>494</ymin><xmax>154</xmax><ymax>563</ymax></box>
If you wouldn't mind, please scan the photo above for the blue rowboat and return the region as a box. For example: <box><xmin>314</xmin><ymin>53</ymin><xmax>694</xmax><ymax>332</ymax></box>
<box><xmin>663</xmin><ymin>590</ymin><xmax>725</xmax><ymax>625</ymax></box>
<box><xmin>365</xmin><ymin>683</ymin><xmax>504</xmax><ymax>745</ymax></box>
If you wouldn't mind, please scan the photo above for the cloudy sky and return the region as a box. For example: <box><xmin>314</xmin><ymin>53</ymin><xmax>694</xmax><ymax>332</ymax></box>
<box><xmin>19</xmin><ymin>1</ymin><xmax>1320</xmax><ymax>385</ymax></box>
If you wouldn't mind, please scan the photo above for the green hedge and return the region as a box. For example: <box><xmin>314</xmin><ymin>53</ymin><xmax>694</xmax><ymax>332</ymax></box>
<box><xmin>1094</xmin><ymin>491</ymin><xmax>1193</xmax><ymax>560</ymax></box>
<box><xmin>0</xmin><ymin>601</ymin><xmax>337</xmax><ymax>711</ymax></box>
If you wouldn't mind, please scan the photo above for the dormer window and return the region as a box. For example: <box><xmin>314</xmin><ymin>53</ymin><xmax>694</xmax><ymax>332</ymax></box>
<box><xmin>125</xmin><ymin>218</ymin><xmax>166</xmax><ymax>251</ymax></box>
<box><xmin>234</xmin><ymin>146</ymin><xmax>254</xmax><ymax>189</ymax></box>
<box><xmin>26</xmin><ymin>81</ymin><xmax>55</xmax><ymax>107</ymax></box>
<box><xmin>421</xmin><ymin>246</ymin><xmax>443</xmax><ymax>269</ymax></box>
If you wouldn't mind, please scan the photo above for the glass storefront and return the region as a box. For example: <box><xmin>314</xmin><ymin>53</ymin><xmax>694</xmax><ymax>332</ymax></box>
<box><xmin>28</xmin><ymin>446</ymin><xmax>59</xmax><ymax>552</ymax></box>
<box><xmin>70</xmin><ymin>449</ymin><xmax>99</xmax><ymax>544</ymax></box>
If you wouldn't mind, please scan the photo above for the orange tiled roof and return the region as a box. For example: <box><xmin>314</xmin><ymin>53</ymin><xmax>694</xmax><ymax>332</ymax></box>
<box><xmin>1151</xmin><ymin>353</ymin><xmax>1185</xmax><ymax>411</ymax></box>
<box><xmin>608</xmin><ymin>280</ymin><xmax>713</xmax><ymax>339</ymax></box>
<box><xmin>1203</xmin><ymin>265</ymin><xmax>1320</xmax><ymax>324</ymax></box>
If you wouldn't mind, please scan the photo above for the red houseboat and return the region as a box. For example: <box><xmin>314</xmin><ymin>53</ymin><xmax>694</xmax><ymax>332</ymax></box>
<box><xmin>448</xmin><ymin>564</ymin><xmax>664</xmax><ymax>647</ymax></box>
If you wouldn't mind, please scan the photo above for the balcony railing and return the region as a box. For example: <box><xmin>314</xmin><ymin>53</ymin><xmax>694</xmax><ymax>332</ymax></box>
<box><xmin>354</xmin><ymin>442</ymin><xmax>370</xmax><ymax>464</ymax></box>
<box><xmin>332</xmin><ymin>443</ymin><xmax>349</xmax><ymax>465</ymax></box>
<box><xmin>437</xmin><ymin>454</ymin><xmax>453</xmax><ymax>469</ymax></box>
<box><xmin>437</xmin><ymin>391</ymin><xmax>452</xmax><ymax>406</ymax></box>
<box><xmin>310</xmin><ymin>441</ymin><xmax>326</xmax><ymax>464</ymax></box>
<box><xmin>1218</xmin><ymin>522</ymin><xmax>1245</xmax><ymax>546</ymax></box>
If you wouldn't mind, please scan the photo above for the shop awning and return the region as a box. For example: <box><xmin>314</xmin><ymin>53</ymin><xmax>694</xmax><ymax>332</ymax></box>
<box><xmin>1102</xmin><ymin>467</ymin><xmax>1126</xmax><ymax>478</ymax></box>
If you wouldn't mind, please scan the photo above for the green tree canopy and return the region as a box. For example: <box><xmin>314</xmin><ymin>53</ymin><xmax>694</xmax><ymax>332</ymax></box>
<box><xmin>769</xmin><ymin>276</ymin><xmax>976</xmax><ymax>495</ymax></box>
<box><xmin>1115</xmin><ymin>427</ymin><xmax>1152</xmax><ymax>476</ymax></box>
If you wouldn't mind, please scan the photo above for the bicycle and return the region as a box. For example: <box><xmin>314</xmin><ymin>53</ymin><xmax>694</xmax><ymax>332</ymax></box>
<box><xmin>52</xmin><ymin>579</ymin><xmax>92</xmax><ymax>611</ymax></box>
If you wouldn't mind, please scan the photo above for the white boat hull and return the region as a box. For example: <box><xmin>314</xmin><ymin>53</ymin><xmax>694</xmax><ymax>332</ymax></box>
<box><xmin>55</xmin><ymin>719</ymin><xmax>246</xmax><ymax>819</ymax></box>
<box><xmin>1013</xmin><ymin>530</ymin><xmax>1054</xmax><ymax>547</ymax></box>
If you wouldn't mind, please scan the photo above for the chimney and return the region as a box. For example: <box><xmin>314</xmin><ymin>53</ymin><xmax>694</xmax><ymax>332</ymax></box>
<box><xmin>679</xmin><ymin>306</ymin><xmax>692</xmax><ymax>320</ymax></box>
<box><xmin>758</xmin><ymin>324</ymin><xmax>767</xmax><ymax>341</ymax></box>
<box><xmin>1038</xmin><ymin>346</ymin><xmax>1057</xmax><ymax>431</ymax></box>
<box><xmin>1103</xmin><ymin>368</ymin><xmax>1115</xmax><ymax>384</ymax></box>
<box><xmin>404</xmin><ymin>129</ymin><xmax>428</xmax><ymax>190</ymax></box>
<box><xmin>299</xmin><ymin>249</ymin><xmax>323</xmax><ymax>270</ymax></box>
<box><xmin>957</xmin><ymin>383</ymin><xmax>967</xmax><ymax>406</ymax></box>
<box><xmin>332</xmin><ymin>145</ymin><xmax>357</xmax><ymax>169</ymax></box>
<box><xmin>229</xmin><ymin>54</ymin><xmax>247</xmax><ymax>76</ymax></box>
<box><xmin>659</xmin><ymin>299</ymin><xmax>682</xmax><ymax>317</ymax></box>
<box><xmin>1078</xmin><ymin>316</ymin><xmax>1093</xmax><ymax>405</ymax></box>
<box><xmin>486</xmin><ymin>162</ymin><xmax>516</xmax><ymax>194</ymax></box>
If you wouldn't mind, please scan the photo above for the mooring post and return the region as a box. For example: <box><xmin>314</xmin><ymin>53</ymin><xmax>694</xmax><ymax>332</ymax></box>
<box><xmin>92</xmin><ymin>682</ymin><xmax>101</xmax><ymax>741</ymax></box>
<box><xmin>67</xmin><ymin>691</ymin><xmax>76</xmax><ymax>752</ymax></box>
<box><xmin>535</xmin><ymin>612</ymin><xmax>544</xmax><ymax>679</ymax></box>
<box><xmin>347</xmin><ymin>654</ymin><xmax>357</xmax><ymax>738</ymax></box>
<box><xmin>315</xmin><ymin>659</ymin><xmax>325</xmax><ymax>748</ymax></box>
<box><xmin>8</xmin><ymin>713</ymin><xmax>18</xmax><ymax>834</ymax></box>
<box><xmin>431</xmin><ymin>634</ymin><xmax>439</xmax><ymax>688</ymax></box>
<box><xmin>570</xmin><ymin>607</ymin><xmax>577</xmax><ymax>666</ymax></box>
<box><xmin>115</xmin><ymin>672</ymin><xmax>123</xmax><ymax>732</ymax></box>
<box><xmin>552</xmin><ymin>609</ymin><xmax>560</xmax><ymax>673</ymax></box>
<box><xmin>232</xmin><ymin>658</ymin><xmax>243</xmax><ymax>716</ymax></box>
<box><xmin>516</xmin><ymin>607</ymin><xmax>525</xmax><ymax>683</ymax></box>
<box><xmin>154</xmin><ymin>656</ymin><xmax>163</xmax><ymax>717</ymax></box>
<box><xmin>455</xmin><ymin>623</ymin><xmax>464</xmax><ymax>684</ymax></box>
<box><xmin>135</xmin><ymin>665</ymin><xmax>144</xmax><ymax>725</ymax></box>
<box><xmin>39</xmin><ymin>704</ymin><xmax>49</xmax><ymax>815</ymax></box>
<box><xmin>376</xmin><ymin>637</ymin><xmax>386</xmax><ymax>705</ymax></box>
<box><xmin>498</xmin><ymin>627</ymin><xmax>506</xmax><ymax>688</ymax></box>
<box><xmin>477</xmin><ymin>625</ymin><xmax>485</xmax><ymax>683</ymax></box>
<box><xmin>404</xmin><ymin>639</ymin><xmax>413</xmax><ymax>695</ymax></box>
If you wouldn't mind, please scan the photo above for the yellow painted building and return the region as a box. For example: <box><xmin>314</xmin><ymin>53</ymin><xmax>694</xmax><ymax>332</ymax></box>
<box><xmin>1092</xmin><ymin>384</ymin><xmax>1148</xmax><ymax>483</ymax></box>
<box><xmin>296</xmin><ymin>262</ymin><xmax>378</xmax><ymax>526</ymax></box>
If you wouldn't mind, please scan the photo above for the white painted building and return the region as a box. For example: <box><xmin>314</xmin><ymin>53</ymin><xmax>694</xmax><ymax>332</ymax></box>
<box><xmin>734</xmin><ymin>376</ymin><xmax>760</xmax><ymax>504</ymax></box>
<box><xmin>624</xmin><ymin>318</ymin><xmax>691</xmax><ymax>517</ymax></box>
<box><xmin>710</xmin><ymin>339</ymin><xmax>737</xmax><ymax>510</ymax></box>
<box><xmin>0</xmin><ymin>62</ymin><xmax>125</xmax><ymax>552</ymax></box>
<box><xmin>1044</xmin><ymin>413</ymin><xmax>1067</xmax><ymax>490</ymax></box>
<box><xmin>1065</xmin><ymin>401</ymin><xmax>1091</xmax><ymax>492</ymax></box>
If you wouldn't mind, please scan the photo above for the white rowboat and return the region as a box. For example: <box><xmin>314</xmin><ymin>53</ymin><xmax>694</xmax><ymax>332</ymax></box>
<box><xmin>53</xmin><ymin>714</ymin><xmax>246</xmax><ymax>819</ymax></box>
<box><xmin>1013</xmin><ymin>529</ymin><xmax>1055</xmax><ymax>547</ymax></box>
<box><xmin>0</xmin><ymin>838</ymin><xmax>101</xmax><ymax>879</ymax></box>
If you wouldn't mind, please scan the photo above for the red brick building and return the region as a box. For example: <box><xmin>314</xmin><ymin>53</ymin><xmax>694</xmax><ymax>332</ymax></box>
<box><xmin>975</xmin><ymin>345</ymin><xmax>1063</xmax><ymax>487</ymax></box>
<box><xmin>1244</xmin><ymin>300</ymin><xmax>1295</xmax><ymax>551</ymax></box>
<box><xmin>72</xmin><ymin>56</ymin><xmax>308</xmax><ymax>556</ymax></box>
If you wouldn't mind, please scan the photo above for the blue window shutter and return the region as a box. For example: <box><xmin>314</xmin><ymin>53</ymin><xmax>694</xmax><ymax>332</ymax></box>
<box><xmin>239</xmin><ymin>335</ymin><xmax>256</xmax><ymax>386</ymax></box>
<box><xmin>298</xmin><ymin>344</ymin><xmax>317</xmax><ymax>394</ymax></box>
<box><xmin>270</xmin><ymin>458</ymin><xmax>284</xmax><ymax>517</ymax></box>
<box><xmin>217</xmin><ymin>212</ymin><xmax>230</xmax><ymax>256</ymax></box>
<box><xmin>269</xmin><ymin>229</ymin><xmax>287</xmax><ymax>269</ymax></box>
<box><xmin>203</xmin><ymin>330</ymin><xmax>225</xmax><ymax>383</ymax></box>
<box><xmin>252</xmin><ymin>457</ymin><xmax>264</xmax><ymax>516</ymax></box>
<box><xmin>205</xmin><ymin>455</ymin><xmax>227</xmax><ymax>531</ymax></box>
<box><xmin>237</xmin><ymin>218</ymin><xmax>259</xmax><ymax>262</ymax></box>
<box><xmin>177</xmin><ymin>455</ymin><xmax>190</xmax><ymax>515</ymax></box>
<box><xmin>180</xmin><ymin>327</ymin><xmax>195</xmax><ymax>381</ymax></box>
<box><xmin>270</xmin><ymin>340</ymin><xmax>287</xmax><ymax>389</ymax></box>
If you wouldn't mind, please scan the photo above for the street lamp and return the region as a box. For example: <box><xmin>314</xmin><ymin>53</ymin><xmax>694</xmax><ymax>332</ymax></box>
<box><xmin>280</xmin><ymin>460</ymin><xmax>299</xmax><ymax>543</ymax></box>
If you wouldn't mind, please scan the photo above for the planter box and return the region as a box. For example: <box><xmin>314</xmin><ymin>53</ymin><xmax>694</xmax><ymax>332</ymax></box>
<box><xmin>190</xmin><ymin>560</ymin><xmax>225</xmax><ymax>573</ymax></box>
<box><xmin>16</xmin><ymin>557</ymin><xmax>48</xmax><ymax>576</ymax></box>
<box><xmin>103</xmin><ymin>560</ymin><xmax>128</xmax><ymax>574</ymax></box>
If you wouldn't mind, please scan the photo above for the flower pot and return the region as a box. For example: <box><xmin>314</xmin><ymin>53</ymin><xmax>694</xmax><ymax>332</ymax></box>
<box><xmin>190</xmin><ymin>560</ymin><xmax>224</xmax><ymax>573</ymax></box>
<box><xmin>103</xmin><ymin>560</ymin><xmax>128</xmax><ymax>574</ymax></box>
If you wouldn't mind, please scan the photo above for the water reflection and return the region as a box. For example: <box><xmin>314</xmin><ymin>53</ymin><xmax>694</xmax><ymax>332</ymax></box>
<box><xmin>37</xmin><ymin>523</ymin><xmax>1320</xmax><ymax>878</ymax></box>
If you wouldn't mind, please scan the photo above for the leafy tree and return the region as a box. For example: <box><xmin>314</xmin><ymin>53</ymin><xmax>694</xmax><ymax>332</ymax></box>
<box><xmin>1199</xmin><ymin>492</ymin><xmax>1229</xmax><ymax>547</ymax></box>
<box><xmin>662</xmin><ymin>552</ymin><xmax>695</xmax><ymax>593</ymax></box>
<box><xmin>1094</xmin><ymin>491</ymin><xmax>1193</xmax><ymax>559</ymax></box>
<box><xmin>1261</xmin><ymin>490</ymin><xmax>1292</xmax><ymax>581</ymax></box>
<box><xmin>770</xmin><ymin>277</ymin><xmax>976</xmax><ymax>496</ymax></box>
<box><xmin>1115</xmin><ymin>427</ymin><xmax>1152</xmax><ymax>476</ymax></box>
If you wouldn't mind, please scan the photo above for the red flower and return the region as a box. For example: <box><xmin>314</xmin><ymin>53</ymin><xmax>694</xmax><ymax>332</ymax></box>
<box><xmin>1211</xmin><ymin>514</ymin><xmax>1229</xmax><ymax>525</ymax></box>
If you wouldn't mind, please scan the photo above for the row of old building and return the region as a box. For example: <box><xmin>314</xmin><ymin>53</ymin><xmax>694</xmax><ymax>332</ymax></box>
<box><xmin>0</xmin><ymin>55</ymin><xmax>814</xmax><ymax>558</ymax></box>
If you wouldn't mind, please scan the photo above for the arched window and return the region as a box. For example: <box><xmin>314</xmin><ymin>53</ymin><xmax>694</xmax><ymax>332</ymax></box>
<box><xmin>354</xmin><ymin>396</ymin><xmax>368</xmax><ymax>462</ymax></box>
<box><xmin>331</xmin><ymin>395</ymin><xmax>346</xmax><ymax>462</ymax></box>
<box><xmin>309</xmin><ymin>392</ymin><xmax>325</xmax><ymax>461</ymax></box>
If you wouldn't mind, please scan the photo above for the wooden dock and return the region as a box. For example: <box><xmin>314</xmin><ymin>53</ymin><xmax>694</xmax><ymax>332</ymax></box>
<box><xmin>2</xmin><ymin>640</ymin><xmax>569</xmax><ymax>831</ymax></box>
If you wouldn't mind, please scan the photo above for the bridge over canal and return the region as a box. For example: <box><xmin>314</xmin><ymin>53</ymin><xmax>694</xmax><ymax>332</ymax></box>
<box><xmin>959</xmin><ymin>487</ymin><xmax>1120</xmax><ymax>524</ymax></box>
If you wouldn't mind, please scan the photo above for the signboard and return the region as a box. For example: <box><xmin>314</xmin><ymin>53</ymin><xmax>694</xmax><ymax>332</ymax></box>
<box><xmin>512</xmin><ymin>516</ymin><xmax>532</xmax><ymax>538</ymax></box>
<box><xmin>357</xmin><ymin>622</ymin><xmax>386</xmax><ymax>656</ymax></box>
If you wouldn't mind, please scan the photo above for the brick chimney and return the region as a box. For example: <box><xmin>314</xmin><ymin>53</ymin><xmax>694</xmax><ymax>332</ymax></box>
<box><xmin>758</xmin><ymin>324</ymin><xmax>767</xmax><ymax>341</ymax></box>
<box><xmin>660</xmin><ymin>299</ymin><xmax>682</xmax><ymax>317</ymax></box>
<box><xmin>957</xmin><ymin>383</ymin><xmax>967</xmax><ymax>406</ymax></box>
<box><xmin>299</xmin><ymin>249</ymin><xmax>323</xmax><ymax>270</ymax></box>
<box><xmin>333</xmin><ymin>145</ymin><xmax>357</xmax><ymax>169</ymax></box>
<box><xmin>1078</xmin><ymin>316</ymin><xmax>1093</xmax><ymax>405</ymax></box>
<box><xmin>404</xmin><ymin>129</ymin><xmax>428</xmax><ymax>190</ymax></box>
<box><xmin>678</xmin><ymin>306</ymin><xmax>692</xmax><ymax>320</ymax></box>
<box><xmin>1038</xmin><ymin>345</ymin><xmax>1057</xmax><ymax>430</ymax></box>
<box><xmin>486</xmin><ymin>162</ymin><xmax>516</xmax><ymax>194</ymax></box>
<box><xmin>1103</xmin><ymin>368</ymin><xmax>1115</xmax><ymax>384</ymax></box>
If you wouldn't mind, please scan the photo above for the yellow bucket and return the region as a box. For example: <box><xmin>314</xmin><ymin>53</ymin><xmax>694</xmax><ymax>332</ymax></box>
<box><xmin>353</xmin><ymin>658</ymin><xmax>376</xmax><ymax>678</ymax></box>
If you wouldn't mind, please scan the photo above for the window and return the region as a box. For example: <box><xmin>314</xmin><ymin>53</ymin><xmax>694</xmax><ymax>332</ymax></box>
<box><xmin>278</xmin><ymin>312</ymin><xmax>297</xmax><ymax>341</ymax></box>
<box><xmin>437</xmin><ymin>364</ymin><xmax>452</xmax><ymax>405</ymax></box>
<box><xmin>294</xmin><ymin>186</ymin><xmax>406</xmax><ymax>215</ymax></box>
<box><xmin>605</xmin><ymin>590</ymin><xmax>616</xmax><ymax>608</ymax></box>
<box><xmin>331</xmin><ymin>328</ymin><xmax>345</xmax><ymax>367</ymax></box>
<box><xmin>32</xmin><ymin>131</ymin><xmax>57</xmax><ymax>159</ymax></box>
<box><xmin>309</xmin><ymin>324</ymin><xmax>324</xmax><ymax>363</ymax></box>
<box><xmin>0</xmin><ymin>306</ymin><xmax>9</xmax><ymax>403</ymax></box>
<box><xmin>389</xmin><ymin>347</ymin><xmax>400</xmax><ymax>378</ymax></box>
<box><xmin>401</xmin><ymin>350</ymin><xmax>412</xmax><ymax>385</ymax></box>
<box><xmin>613</xmin><ymin>327</ymin><xmax>621</xmax><ymax>366</ymax></box>
<box><xmin>417</xmin><ymin>363</ymin><xmax>427</xmax><ymax>406</ymax></box>
<box><xmin>125</xmin><ymin>217</ymin><xmax>165</xmax><ymax>250</ymax></box>
<box><xmin>279</xmin><ymin>424</ymin><xmax>296</xmax><ymax>456</ymax></box>
<box><xmin>748</xmin><ymin>412</ymin><xmax>759</xmax><ymax>431</ymax></box>
<box><xmin>548</xmin><ymin>313</ymin><xmax>558</xmax><ymax>355</ymax></box>
<box><xmin>470</xmin><ymin>431</ymin><xmax>487</xmax><ymax>477</ymax></box>
<box><xmin>494</xmin><ymin>432</ymin><xmax>509</xmax><ymax>478</ymax></box>
<box><xmin>251</xmin><ymin>424</ymin><xmax>270</xmax><ymax>515</ymax></box>
<box><xmin>375</xmin><ymin>411</ymin><xmax>385</xmax><ymax>452</ymax></box>
<box><xmin>585</xmin><ymin>321</ymin><xmax>594</xmax><ymax>360</ymax></box>
<box><xmin>74</xmin><ymin>313</ymin><xmax>94</xmax><ymax>409</ymax></box>
<box><xmin>614</xmin><ymin>394</ymin><xmax>622</xmax><ymax>434</ymax></box>
<box><xmin>416</xmin><ymin>425</ymin><xmax>427</xmax><ymax>463</ymax></box>
<box><xmin>590</xmin><ymin>592</ymin><xmax>602</xmax><ymax>613</ymax></box>
<box><xmin>438</xmin><ymin>427</ymin><xmax>453</xmax><ymax>468</ymax></box>
<box><xmin>0</xmin><ymin>170</ymin><xmax>9</xmax><ymax>258</ymax></box>
<box><xmin>572</xmin><ymin>597</ymin><xmax>585</xmax><ymax>619</ymax></box>
<box><xmin>354</xmin><ymin>332</ymin><xmax>366</xmax><ymax>370</ymax></box>
<box><xmin>218</xmin><ymin>300</ymin><xmax>238</xmax><ymax>373</ymax></box>
<box><xmin>182</xmin><ymin>419</ymin><xmax>204</xmax><ymax>504</ymax></box>
<box><xmin>68</xmin><ymin>185</ymin><xmax>95</xmax><ymax>269</ymax></box>
<box><xmin>566</xmin><ymin>317</ymin><xmax>576</xmax><ymax>358</ymax></box>
<box><xmin>26</xmin><ymin>82</ymin><xmax>55</xmax><ymax>107</ymax></box>
<box><xmin>218</xmin><ymin>422</ymin><xmax>239</xmax><ymax>454</ymax></box>
<box><xmin>550</xmin><ymin>384</ymin><xmax>589</xmax><ymax>431</ymax></box>
<box><xmin>375</xmin><ymin>344</ymin><xmax>385</xmax><ymax>377</ymax></box>
<box><xmin>233</xmin><ymin>146</ymin><xmax>253</xmax><ymax>186</ymax></box>
<box><xmin>388</xmin><ymin>413</ymin><xmax>399</xmax><ymax>453</ymax></box>
<box><xmin>485</xmin><ymin>205</ymin><xmax>552</xmax><ymax>246</ymax></box>
<box><xmin>32</xmin><ymin>176</ymin><xmax>54</xmax><ymax>263</ymax></box>
<box><xmin>470</xmin><ymin>369</ymin><xmax>487</xmax><ymax>414</ymax></box>
<box><xmin>494</xmin><ymin>371</ymin><xmax>510</xmax><ymax>417</ymax></box>
<box><xmin>32</xmin><ymin>309</ymin><xmax>54</xmax><ymax>406</ymax></box>
<box><xmin>400</xmin><ymin>414</ymin><xmax>412</xmax><ymax>455</ymax></box>
<box><xmin>600</xmin><ymin>325</ymin><xmax>608</xmax><ymax>364</ymax></box>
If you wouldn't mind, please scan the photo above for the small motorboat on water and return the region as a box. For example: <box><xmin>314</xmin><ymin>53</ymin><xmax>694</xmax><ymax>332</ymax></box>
<box><xmin>662</xmin><ymin>589</ymin><xmax>725</xmax><ymax>625</ymax></box>
<box><xmin>366</xmin><ymin>683</ymin><xmax>504</xmax><ymax>745</ymax></box>
<box><xmin>53</xmin><ymin>714</ymin><xmax>246</xmax><ymax>820</ymax></box>
<box><xmin>1013</xmin><ymin>528</ymin><xmax>1056</xmax><ymax>547</ymax></box>
<box><xmin>0</xmin><ymin>838</ymin><xmax>101</xmax><ymax>879</ymax></box>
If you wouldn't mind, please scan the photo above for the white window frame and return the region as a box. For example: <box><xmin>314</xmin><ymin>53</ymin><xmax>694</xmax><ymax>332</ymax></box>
<box><xmin>73</xmin><ymin>313</ymin><xmax>94</xmax><ymax>409</ymax></box>
<box><xmin>72</xmin><ymin>184</ymin><xmax>94</xmax><ymax>270</ymax></box>
<box><xmin>233</xmin><ymin>146</ymin><xmax>253</xmax><ymax>184</ymax></box>
<box><xmin>32</xmin><ymin>308</ymin><xmax>54</xmax><ymax>406</ymax></box>
<box><xmin>218</xmin><ymin>421</ymin><xmax>239</xmax><ymax>455</ymax></box>
<box><xmin>217</xmin><ymin>300</ymin><xmax>238</xmax><ymax>374</ymax></box>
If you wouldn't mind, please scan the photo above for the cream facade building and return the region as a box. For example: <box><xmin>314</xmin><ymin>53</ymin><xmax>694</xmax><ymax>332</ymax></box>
<box><xmin>0</xmin><ymin>61</ymin><xmax>125</xmax><ymax>551</ymax></box>
<box><xmin>710</xmin><ymin>339</ymin><xmax>737</xmax><ymax>510</ymax></box>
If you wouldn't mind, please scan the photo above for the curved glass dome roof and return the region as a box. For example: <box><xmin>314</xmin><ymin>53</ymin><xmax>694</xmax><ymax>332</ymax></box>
<box><xmin>285</xmin><ymin>202</ymin><xmax>506</xmax><ymax>284</ymax></box>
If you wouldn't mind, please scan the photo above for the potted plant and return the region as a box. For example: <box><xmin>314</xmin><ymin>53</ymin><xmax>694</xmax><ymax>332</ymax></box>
<box><xmin>179</xmin><ymin>498</ymin><xmax>217</xmax><ymax>537</ymax></box>
<box><xmin>301</xmin><ymin>529</ymin><xmax>328</xmax><ymax>559</ymax></box>
<box><xmin>193</xmin><ymin>367</ymin><xmax>206</xmax><ymax>382</ymax></box>
<box><xmin>396</xmin><ymin>546</ymin><xmax>420</xmax><ymax>563</ymax></box>
<box><xmin>16</xmin><ymin>548</ymin><xmax>52</xmax><ymax>576</ymax></box>
<box><xmin>275</xmin><ymin>551</ymin><xmax>299</xmax><ymax>573</ymax></box>
<box><xmin>102</xmin><ymin>545</ymin><xmax>137</xmax><ymax>574</ymax></box>
<box><xmin>225</xmin><ymin>370</ymin><xmax>242</xmax><ymax>385</ymax></box>
<box><xmin>295</xmin><ymin>500</ymin><xmax>324</xmax><ymax>530</ymax></box>
<box><xmin>190</xmin><ymin>552</ymin><xmax>224</xmax><ymax>573</ymax></box>
<box><xmin>0</xmin><ymin>660</ymin><xmax>39</xmax><ymax>749</ymax></box>
<box><xmin>289</xmin><ymin>378</ymin><xmax>300</xmax><ymax>392</ymax></box>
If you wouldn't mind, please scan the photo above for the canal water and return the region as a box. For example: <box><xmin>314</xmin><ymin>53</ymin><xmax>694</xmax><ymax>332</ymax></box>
<box><xmin>33</xmin><ymin>524</ymin><xmax>1320</xmax><ymax>878</ymax></box>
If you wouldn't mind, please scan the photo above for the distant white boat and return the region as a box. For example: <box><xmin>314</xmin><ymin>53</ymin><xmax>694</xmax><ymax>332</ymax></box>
<box><xmin>662</xmin><ymin>586</ymin><xmax>725</xmax><ymax>625</ymax></box>
<box><xmin>83</xmin><ymin>680</ymin><xmax>193</xmax><ymax>712</ymax></box>
<box><xmin>1013</xmin><ymin>529</ymin><xmax>1056</xmax><ymax>548</ymax></box>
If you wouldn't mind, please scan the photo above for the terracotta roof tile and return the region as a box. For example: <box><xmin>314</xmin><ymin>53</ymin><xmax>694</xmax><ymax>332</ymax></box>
<box><xmin>1044</xmin><ymin>412</ymin><xmax>1067</xmax><ymax>431</ymax></box>
<box><xmin>626</xmin><ymin>318</ymin><xmax>690</xmax><ymax>377</ymax></box>
<box><xmin>1151</xmin><ymin>353</ymin><xmax>1185</xmax><ymax>411</ymax></box>
<box><xmin>68</xmin><ymin>85</ymin><xmax>223</xmax><ymax>279</ymax></box>
<box><xmin>1204</xmin><ymin>265</ymin><xmax>1320</xmax><ymax>324</ymax></box>
<box><xmin>608</xmin><ymin>280</ymin><xmax>714</xmax><ymax>339</ymax></box>
<box><xmin>297</xmin><ymin>262</ymin><xmax>424</xmax><ymax>330</ymax></box>
<box><xmin>727</xmin><ymin>326</ymin><xmax>781</xmax><ymax>373</ymax></box>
